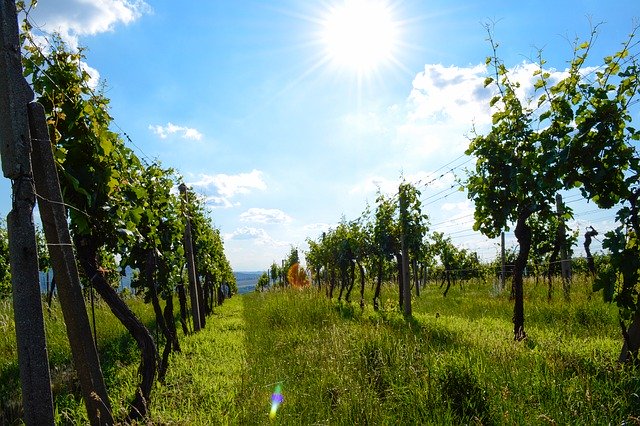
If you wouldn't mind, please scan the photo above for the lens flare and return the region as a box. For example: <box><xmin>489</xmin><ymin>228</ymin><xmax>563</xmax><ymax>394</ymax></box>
<box><xmin>269</xmin><ymin>384</ymin><xmax>283</xmax><ymax>419</ymax></box>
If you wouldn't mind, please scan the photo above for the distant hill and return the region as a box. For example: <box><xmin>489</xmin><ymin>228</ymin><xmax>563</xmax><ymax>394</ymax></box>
<box><xmin>234</xmin><ymin>271</ymin><xmax>263</xmax><ymax>294</ymax></box>
<box><xmin>39</xmin><ymin>269</ymin><xmax>261</xmax><ymax>295</ymax></box>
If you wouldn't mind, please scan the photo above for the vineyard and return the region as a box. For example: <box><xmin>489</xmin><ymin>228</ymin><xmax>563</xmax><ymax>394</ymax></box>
<box><xmin>1</xmin><ymin>1</ymin><xmax>237</xmax><ymax>424</ymax></box>
<box><xmin>1</xmin><ymin>0</ymin><xmax>640</xmax><ymax>424</ymax></box>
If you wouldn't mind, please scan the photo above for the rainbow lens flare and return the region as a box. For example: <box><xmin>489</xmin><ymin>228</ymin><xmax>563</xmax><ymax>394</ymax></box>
<box><xmin>269</xmin><ymin>384</ymin><xmax>283</xmax><ymax>419</ymax></box>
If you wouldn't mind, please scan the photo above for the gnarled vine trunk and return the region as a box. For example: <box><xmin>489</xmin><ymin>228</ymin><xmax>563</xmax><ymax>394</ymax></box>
<box><xmin>143</xmin><ymin>249</ymin><xmax>180</xmax><ymax>383</ymax></box>
<box><xmin>513</xmin><ymin>211</ymin><xmax>533</xmax><ymax>341</ymax></box>
<box><xmin>345</xmin><ymin>261</ymin><xmax>356</xmax><ymax>302</ymax></box>
<box><xmin>357</xmin><ymin>261</ymin><xmax>366</xmax><ymax>308</ymax></box>
<box><xmin>373</xmin><ymin>259</ymin><xmax>383</xmax><ymax>311</ymax></box>
<box><xmin>75</xmin><ymin>235</ymin><xmax>157</xmax><ymax>421</ymax></box>
<box><xmin>395</xmin><ymin>253</ymin><xmax>403</xmax><ymax>308</ymax></box>
<box><xmin>442</xmin><ymin>266</ymin><xmax>452</xmax><ymax>297</ymax></box>
<box><xmin>329</xmin><ymin>269</ymin><xmax>337</xmax><ymax>299</ymax></box>
<box><xmin>177</xmin><ymin>276</ymin><xmax>190</xmax><ymax>335</ymax></box>
<box><xmin>620</xmin><ymin>311</ymin><xmax>640</xmax><ymax>364</ymax></box>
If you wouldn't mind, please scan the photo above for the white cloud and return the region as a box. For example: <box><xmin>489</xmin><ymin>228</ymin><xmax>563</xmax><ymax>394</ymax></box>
<box><xmin>191</xmin><ymin>170</ymin><xmax>266</xmax><ymax>197</ymax></box>
<box><xmin>79</xmin><ymin>61</ymin><xmax>100</xmax><ymax>89</ymax></box>
<box><xmin>149</xmin><ymin>122</ymin><xmax>203</xmax><ymax>141</ymax></box>
<box><xmin>189</xmin><ymin>170</ymin><xmax>267</xmax><ymax>209</ymax></box>
<box><xmin>408</xmin><ymin>63</ymin><xmax>493</xmax><ymax>126</ymax></box>
<box><xmin>27</xmin><ymin>0</ymin><xmax>151</xmax><ymax>49</ymax></box>
<box><xmin>352</xmin><ymin>61</ymin><xmax>588</xmax><ymax>168</ymax></box>
<box><xmin>223</xmin><ymin>227</ymin><xmax>288</xmax><ymax>247</ymax></box>
<box><xmin>240</xmin><ymin>208</ymin><xmax>292</xmax><ymax>224</ymax></box>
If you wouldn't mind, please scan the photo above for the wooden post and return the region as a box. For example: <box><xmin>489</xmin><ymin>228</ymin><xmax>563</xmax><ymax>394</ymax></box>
<box><xmin>399</xmin><ymin>185</ymin><xmax>411</xmax><ymax>317</ymax></box>
<box><xmin>413</xmin><ymin>258</ymin><xmax>420</xmax><ymax>297</ymax></box>
<box><xmin>0</xmin><ymin>1</ymin><xmax>55</xmax><ymax>423</ymax></box>
<box><xmin>501</xmin><ymin>231</ymin><xmax>506</xmax><ymax>290</ymax></box>
<box><xmin>196</xmin><ymin>273</ymin><xmax>206</xmax><ymax>327</ymax></box>
<box><xmin>556</xmin><ymin>194</ymin><xmax>571</xmax><ymax>299</ymax></box>
<box><xmin>179</xmin><ymin>183</ymin><xmax>201</xmax><ymax>332</ymax></box>
<box><xmin>29</xmin><ymin>102</ymin><xmax>113</xmax><ymax>425</ymax></box>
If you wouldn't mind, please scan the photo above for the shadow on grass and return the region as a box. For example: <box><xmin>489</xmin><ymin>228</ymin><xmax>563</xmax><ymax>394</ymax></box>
<box><xmin>0</xmin><ymin>363</ymin><xmax>21</xmax><ymax>425</ymax></box>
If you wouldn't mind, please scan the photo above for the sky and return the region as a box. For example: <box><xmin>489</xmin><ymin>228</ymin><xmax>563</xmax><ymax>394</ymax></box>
<box><xmin>1</xmin><ymin>0</ymin><xmax>639</xmax><ymax>271</ymax></box>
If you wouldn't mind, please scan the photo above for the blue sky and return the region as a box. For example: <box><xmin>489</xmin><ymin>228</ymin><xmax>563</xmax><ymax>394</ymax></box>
<box><xmin>2</xmin><ymin>0</ymin><xmax>639</xmax><ymax>270</ymax></box>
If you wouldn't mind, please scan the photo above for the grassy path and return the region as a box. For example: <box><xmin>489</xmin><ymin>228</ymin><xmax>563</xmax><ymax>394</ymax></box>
<box><xmin>148</xmin><ymin>295</ymin><xmax>247</xmax><ymax>425</ymax></box>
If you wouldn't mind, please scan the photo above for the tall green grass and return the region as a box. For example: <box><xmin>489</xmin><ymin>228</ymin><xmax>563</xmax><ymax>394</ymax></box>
<box><xmin>0</xmin><ymin>295</ymin><xmax>158</xmax><ymax>424</ymax></box>
<box><xmin>1</xmin><ymin>275</ymin><xmax>639</xmax><ymax>424</ymax></box>
<box><xmin>236</xmin><ymin>276</ymin><xmax>638</xmax><ymax>425</ymax></box>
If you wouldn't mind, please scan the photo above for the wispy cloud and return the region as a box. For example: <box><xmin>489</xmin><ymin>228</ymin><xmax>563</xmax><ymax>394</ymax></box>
<box><xmin>203</xmin><ymin>195</ymin><xmax>236</xmax><ymax>209</ymax></box>
<box><xmin>149</xmin><ymin>122</ymin><xmax>203</xmax><ymax>140</ymax></box>
<box><xmin>240</xmin><ymin>208</ymin><xmax>292</xmax><ymax>224</ymax></box>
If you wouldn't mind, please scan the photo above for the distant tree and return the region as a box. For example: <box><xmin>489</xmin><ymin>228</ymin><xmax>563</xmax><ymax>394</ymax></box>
<box><xmin>398</xmin><ymin>181</ymin><xmax>429</xmax><ymax>315</ymax></box>
<box><xmin>350</xmin><ymin>210</ymin><xmax>374</xmax><ymax>308</ymax></box>
<box><xmin>256</xmin><ymin>272</ymin><xmax>270</xmax><ymax>291</ymax></box>
<box><xmin>270</xmin><ymin>262</ymin><xmax>280</xmax><ymax>287</ymax></box>
<box><xmin>305</xmin><ymin>240</ymin><xmax>323</xmax><ymax>288</ymax></box>
<box><xmin>372</xmin><ymin>193</ymin><xmax>399</xmax><ymax>310</ymax></box>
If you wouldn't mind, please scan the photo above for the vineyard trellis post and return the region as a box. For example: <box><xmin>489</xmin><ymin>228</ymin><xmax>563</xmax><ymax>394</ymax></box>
<box><xmin>556</xmin><ymin>194</ymin><xmax>571</xmax><ymax>300</ymax></box>
<box><xmin>29</xmin><ymin>102</ymin><xmax>113</xmax><ymax>425</ymax></box>
<box><xmin>399</xmin><ymin>185</ymin><xmax>411</xmax><ymax>317</ymax></box>
<box><xmin>500</xmin><ymin>230</ymin><xmax>506</xmax><ymax>290</ymax></box>
<box><xmin>179</xmin><ymin>183</ymin><xmax>201</xmax><ymax>332</ymax></box>
<box><xmin>0</xmin><ymin>1</ymin><xmax>55</xmax><ymax>423</ymax></box>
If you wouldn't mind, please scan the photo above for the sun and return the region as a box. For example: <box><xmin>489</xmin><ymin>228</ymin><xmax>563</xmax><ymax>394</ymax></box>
<box><xmin>320</xmin><ymin>0</ymin><xmax>400</xmax><ymax>75</ymax></box>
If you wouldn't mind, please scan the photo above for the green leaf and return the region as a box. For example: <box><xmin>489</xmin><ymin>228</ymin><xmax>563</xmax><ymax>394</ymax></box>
<box><xmin>539</xmin><ymin>110</ymin><xmax>551</xmax><ymax>122</ymax></box>
<box><xmin>100</xmin><ymin>137</ymin><xmax>114</xmax><ymax>155</ymax></box>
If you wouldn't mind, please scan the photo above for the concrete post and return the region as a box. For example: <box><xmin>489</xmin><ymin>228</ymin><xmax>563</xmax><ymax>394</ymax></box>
<box><xmin>179</xmin><ymin>183</ymin><xmax>201</xmax><ymax>332</ymax></box>
<box><xmin>29</xmin><ymin>102</ymin><xmax>113</xmax><ymax>425</ymax></box>
<box><xmin>0</xmin><ymin>1</ymin><xmax>54</xmax><ymax>423</ymax></box>
<box><xmin>399</xmin><ymin>185</ymin><xmax>411</xmax><ymax>317</ymax></box>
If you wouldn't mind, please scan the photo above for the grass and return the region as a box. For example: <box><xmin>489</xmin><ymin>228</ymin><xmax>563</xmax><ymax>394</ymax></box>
<box><xmin>236</xmin><ymin>276</ymin><xmax>638</xmax><ymax>425</ymax></box>
<box><xmin>1</xmin><ymin>275</ymin><xmax>639</xmax><ymax>424</ymax></box>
